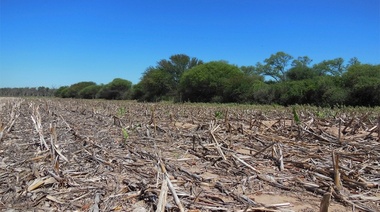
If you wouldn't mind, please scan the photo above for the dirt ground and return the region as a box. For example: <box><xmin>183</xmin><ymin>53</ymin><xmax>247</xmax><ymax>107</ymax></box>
<box><xmin>0</xmin><ymin>98</ymin><xmax>379</xmax><ymax>211</ymax></box>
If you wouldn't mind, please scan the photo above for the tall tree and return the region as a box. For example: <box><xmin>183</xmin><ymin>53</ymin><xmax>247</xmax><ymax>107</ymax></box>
<box><xmin>312</xmin><ymin>58</ymin><xmax>345</xmax><ymax>76</ymax></box>
<box><xmin>79</xmin><ymin>85</ymin><xmax>102</xmax><ymax>99</ymax></box>
<box><xmin>97</xmin><ymin>78</ymin><xmax>132</xmax><ymax>100</ymax></box>
<box><xmin>134</xmin><ymin>54</ymin><xmax>203</xmax><ymax>102</ymax></box>
<box><xmin>134</xmin><ymin>67</ymin><xmax>174</xmax><ymax>102</ymax></box>
<box><xmin>287</xmin><ymin>56</ymin><xmax>316</xmax><ymax>81</ymax></box>
<box><xmin>286</xmin><ymin>66</ymin><xmax>317</xmax><ymax>81</ymax></box>
<box><xmin>291</xmin><ymin>56</ymin><xmax>312</xmax><ymax>67</ymax></box>
<box><xmin>347</xmin><ymin>57</ymin><xmax>361</xmax><ymax>68</ymax></box>
<box><xmin>64</xmin><ymin>81</ymin><xmax>96</xmax><ymax>98</ymax></box>
<box><xmin>259</xmin><ymin>52</ymin><xmax>293</xmax><ymax>81</ymax></box>
<box><xmin>179</xmin><ymin>61</ymin><xmax>242</xmax><ymax>102</ymax></box>
<box><xmin>342</xmin><ymin>64</ymin><xmax>380</xmax><ymax>106</ymax></box>
<box><xmin>240</xmin><ymin>65</ymin><xmax>263</xmax><ymax>80</ymax></box>
<box><xmin>157</xmin><ymin>54</ymin><xmax>203</xmax><ymax>87</ymax></box>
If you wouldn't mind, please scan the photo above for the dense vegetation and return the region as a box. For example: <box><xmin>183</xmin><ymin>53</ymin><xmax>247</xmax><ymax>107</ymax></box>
<box><xmin>54</xmin><ymin>78</ymin><xmax>132</xmax><ymax>100</ymax></box>
<box><xmin>0</xmin><ymin>86</ymin><xmax>55</xmax><ymax>97</ymax></box>
<box><xmin>1</xmin><ymin>52</ymin><xmax>379</xmax><ymax>106</ymax></box>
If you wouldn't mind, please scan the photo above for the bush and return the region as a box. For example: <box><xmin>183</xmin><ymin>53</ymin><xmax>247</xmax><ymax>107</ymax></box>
<box><xmin>97</xmin><ymin>78</ymin><xmax>132</xmax><ymax>100</ymax></box>
<box><xmin>252</xmin><ymin>82</ymin><xmax>280</xmax><ymax>105</ymax></box>
<box><xmin>268</xmin><ymin>76</ymin><xmax>348</xmax><ymax>106</ymax></box>
<box><xmin>64</xmin><ymin>82</ymin><xmax>96</xmax><ymax>98</ymax></box>
<box><xmin>342</xmin><ymin>64</ymin><xmax>380</xmax><ymax>106</ymax></box>
<box><xmin>134</xmin><ymin>69</ymin><xmax>173</xmax><ymax>102</ymax></box>
<box><xmin>286</xmin><ymin>66</ymin><xmax>318</xmax><ymax>81</ymax></box>
<box><xmin>78</xmin><ymin>85</ymin><xmax>102</xmax><ymax>99</ymax></box>
<box><xmin>179</xmin><ymin>61</ymin><xmax>242</xmax><ymax>102</ymax></box>
<box><xmin>223</xmin><ymin>75</ymin><xmax>263</xmax><ymax>103</ymax></box>
<box><xmin>54</xmin><ymin>86</ymin><xmax>69</xmax><ymax>97</ymax></box>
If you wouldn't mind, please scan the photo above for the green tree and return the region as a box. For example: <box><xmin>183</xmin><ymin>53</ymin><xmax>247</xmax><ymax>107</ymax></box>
<box><xmin>259</xmin><ymin>51</ymin><xmax>294</xmax><ymax>81</ymax></box>
<box><xmin>79</xmin><ymin>84</ymin><xmax>102</xmax><ymax>99</ymax></box>
<box><xmin>240</xmin><ymin>65</ymin><xmax>263</xmax><ymax>79</ymax></box>
<box><xmin>54</xmin><ymin>86</ymin><xmax>69</xmax><ymax>97</ymax></box>
<box><xmin>179</xmin><ymin>61</ymin><xmax>242</xmax><ymax>102</ymax></box>
<box><xmin>97</xmin><ymin>78</ymin><xmax>132</xmax><ymax>100</ymax></box>
<box><xmin>342</xmin><ymin>64</ymin><xmax>380</xmax><ymax>106</ymax></box>
<box><xmin>134</xmin><ymin>67</ymin><xmax>173</xmax><ymax>101</ymax></box>
<box><xmin>131</xmin><ymin>83</ymin><xmax>144</xmax><ymax>100</ymax></box>
<box><xmin>157</xmin><ymin>54</ymin><xmax>203</xmax><ymax>86</ymax></box>
<box><xmin>286</xmin><ymin>66</ymin><xmax>317</xmax><ymax>81</ymax></box>
<box><xmin>270</xmin><ymin>75</ymin><xmax>348</xmax><ymax>106</ymax></box>
<box><xmin>276</xmin><ymin>80</ymin><xmax>315</xmax><ymax>105</ymax></box>
<box><xmin>312</xmin><ymin>58</ymin><xmax>345</xmax><ymax>76</ymax></box>
<box><xmin>133</xmin><ymin>54</ymin><xmax>203</xmax><ymax>102</ymax></box>
<box><xmin>310</xmin><ymin>76</ymin><xmax>348</xmax><ymax>106</ymax></box>
<box><xmin>347</xmin><ymin>57</ymin><xmax>360</xmax><ymax>67</ymax></box>
<box><xmin>223</xmin><ymin>75</ymin><xmax>256</xmax><ymax>103</ymax></box>
<box><xmin>224</xmin><ymin>67</ymin><xmax>264</xmax><ymax>103</ymax></box>
<box><xmin>286</xmin><ymin>56</ymin><xmax>315</xmax><ymax>81</ymax></box>
<box><xmin>64</xmin><ymin>82</ymin><xmax>96</xmax><ymax>98</ymax></box>
<box><xmin>291</xmin><ymin>56</ymin><xmax>313</xmax><ymax>67</ymax></box>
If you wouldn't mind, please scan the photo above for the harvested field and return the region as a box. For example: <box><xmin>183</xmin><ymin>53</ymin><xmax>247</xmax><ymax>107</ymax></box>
<box><xmin>0</xmin><ymin>97</ymin><xmax>379</xmax><ymax>211</ymax></box>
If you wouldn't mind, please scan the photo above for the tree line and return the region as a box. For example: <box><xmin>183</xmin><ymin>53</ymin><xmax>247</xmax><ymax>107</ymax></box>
<box><xmin>0</xmin><ymin>86</ymin><xmax>55</xmax><ymax>97</ymax></box>
<box><xmin>129</xmin><ymin>52</ymin><xmax>379</xmax><ymax>106</ymax></box>
<box><xmin>2</xmin><ymin>52</ymin><xmax>379</xmax><ymax>106</ymax></box>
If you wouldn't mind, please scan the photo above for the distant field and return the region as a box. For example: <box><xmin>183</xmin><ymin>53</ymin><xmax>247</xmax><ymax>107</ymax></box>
<box><xmin>0</xmin><ymin>97</ymin><xmax>379</xmax><ymax>211</ymax></box>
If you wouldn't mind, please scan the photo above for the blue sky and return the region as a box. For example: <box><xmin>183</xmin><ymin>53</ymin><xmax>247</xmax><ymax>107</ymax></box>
<box><xmin>1</xmin><ymin>0</ymin><xmax>379</xmax><ymax>88</ymax></box>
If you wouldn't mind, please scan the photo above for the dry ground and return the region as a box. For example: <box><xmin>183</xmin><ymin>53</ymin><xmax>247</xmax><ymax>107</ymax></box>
<box><xmin>0</xmin><ymin>97</ymin><xmax>379</xmax><ymax>211</ymax></box>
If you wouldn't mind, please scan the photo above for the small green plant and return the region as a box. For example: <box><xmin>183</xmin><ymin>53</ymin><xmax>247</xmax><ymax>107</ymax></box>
<box><xmin>214</xmin><ymin>110</ymin><xmax>223</xmax><ymax>119</ymax></box>
<box><xmin>316</xmin><ymin>110</ymin><xmax>326</xmax><ymax>118</ymax></box>
<box><xmin>121</xmin><ymin>128</ymin><xmax>129</xmax><ymax>144</ymax></box>
<box><xmin>292</xmin><ymin>107</ymin><xmax>301</xmax><ymax>125</ymax></box>
<box><xmin>117</xmin><ymin>107</ymin><xmax>126</xmax><ymax>118</ymax></box>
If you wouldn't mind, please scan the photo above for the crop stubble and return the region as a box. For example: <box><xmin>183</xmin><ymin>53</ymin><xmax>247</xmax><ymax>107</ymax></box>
<box><xmin>0</xmin><ymin>97</ymin><xmax>379</xmax><ymax>211</ymax></box>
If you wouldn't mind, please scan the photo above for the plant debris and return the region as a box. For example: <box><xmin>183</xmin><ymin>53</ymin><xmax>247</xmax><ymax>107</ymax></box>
<box><xmin>0</xmin><ymin>98</ymin><xmax>379</xmax><ymax>211</ymax></box>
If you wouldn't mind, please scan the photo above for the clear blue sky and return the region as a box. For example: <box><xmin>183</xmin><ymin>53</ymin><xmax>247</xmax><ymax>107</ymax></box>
<box><xmin>1</xmin><ymin>0</ymin><xmax>379</xmax><ymax>88</ymax></box>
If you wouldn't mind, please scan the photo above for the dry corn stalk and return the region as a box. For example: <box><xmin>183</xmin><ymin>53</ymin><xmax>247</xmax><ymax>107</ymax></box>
<box><xmin>224</xmin><ymin>108</ymin><xmax>229</xmax><ymax>126</ymax></box>
<box><xmin>332</xmin><ymin>151</ymin><xmax>342</xmax><ymax>190</ymax></box>
<box><xmin>150</xmin><ymin>105</ymin><xmax>157</xmax><ymax>135</ymax></box>
<box><xmin>232</xmin><ymin>154</ymin><xmax>261</xmax><ymax>174</ymax></box>
<box><xmin>209</xmin><ymin>121</ymin><xmax>226</xmax><ymax>160</ymax></box>
<box><xmin>27</xmin><ymin>177</ymin><xmax>58</xmax><ymax>192</ymax></box>
<box><xmin>278</xmin><ymin>143</ymin><xmax>284</xmax><ymax>171</ymax></box>
<box><xmin>31</xmin><ymin>104</ymin><xmax>49</xmax><ymax>150</ymax></box>
<box><xmin>320</xmin><ymin>187</ymin><xmax>332</xmax><ymax>212</ymax></box>
<box><xmin>156</xmin><ymin>175</ymin><xmax>168</xmax><ymax>212</ymax></box>
<box><xmin>338</xmin><ymin>118</ymin><xmax>342</xmax><ymax>143</ymax></box>
<box><xmin>27</xmin><ymin>178</ymin><xmax>45</xmax><ymax>191</ymax></box>
<box><xmin>158</xmin><ymin>159</ymin><xmax>184</xmax><ymax>212</ymax></box>
<box><xmin>0</xmin><ymin>100</ymin><xmax>21</xmax><ymax>141</ymax></box>
<box><xmin>50</xmin><ymin>122</ymin><xmax>68</xmax><ymax>175</ymax></box>
<box><xmin>0</xmin><ymin>122</ymin><xmax>4</xmax><ymax>141</ymax></box>
<box><xmin>6</xmin><ymin>100</ymin><xmax>21</xmax><ymax>133</ymax></box>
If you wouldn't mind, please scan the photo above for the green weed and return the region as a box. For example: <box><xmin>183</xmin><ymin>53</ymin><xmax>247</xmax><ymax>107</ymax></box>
<box><xmin>117</xmin><ymin>107</ymin><xmax>126</xmax><ymax>118</ymax></box>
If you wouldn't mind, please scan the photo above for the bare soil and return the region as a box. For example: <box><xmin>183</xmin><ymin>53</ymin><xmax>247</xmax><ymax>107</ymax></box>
<box><xmin>0</xmin><ymin>98</ymin><xmax>379</xmax><ymax>211</ymax></box>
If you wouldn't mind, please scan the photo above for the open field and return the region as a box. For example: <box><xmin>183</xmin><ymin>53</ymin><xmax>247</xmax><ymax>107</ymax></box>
<box><xmin>0</xmin><ymin>97</ymin><xmax>379</xmax><ymax>211</ymax></box>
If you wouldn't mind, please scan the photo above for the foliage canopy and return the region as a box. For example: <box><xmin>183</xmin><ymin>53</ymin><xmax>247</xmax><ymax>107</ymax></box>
<box><xmin>4</xmin><ymin>52</ymin><xmax>378</xmax><ymax>107</ymax></box>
